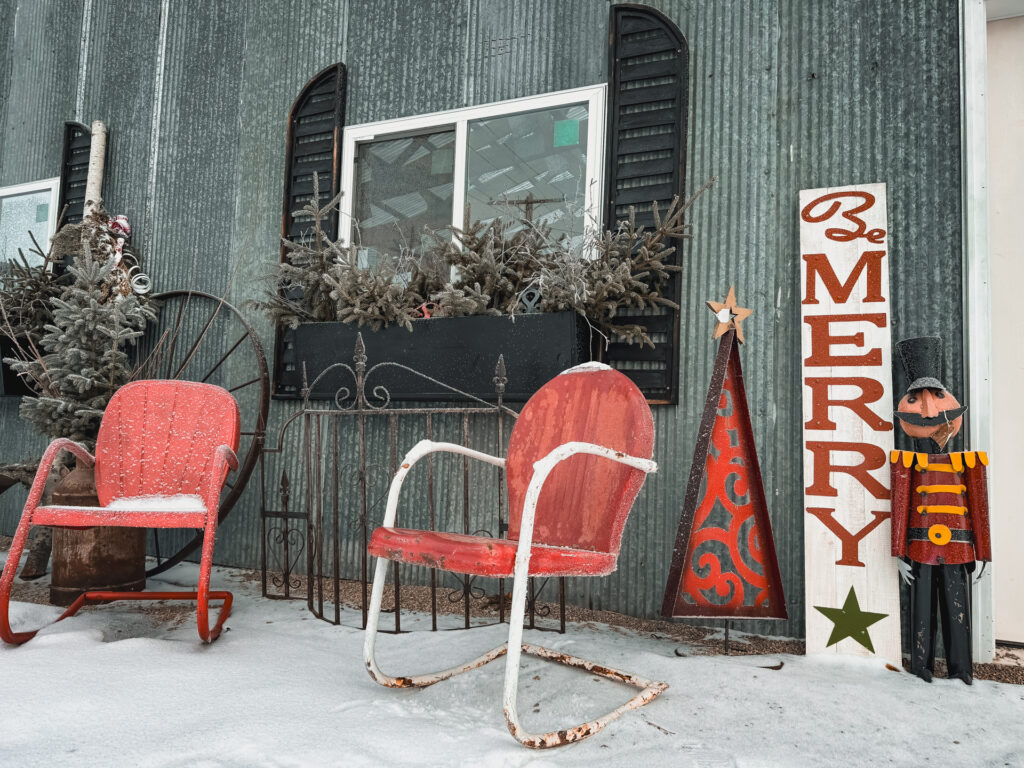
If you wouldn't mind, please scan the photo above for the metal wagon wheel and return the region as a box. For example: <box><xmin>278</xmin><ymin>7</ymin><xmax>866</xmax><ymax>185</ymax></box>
<box><xmin>134</xmin><ymin>289</ymin><xmax>270</xmax><ymax>578</ymax></box>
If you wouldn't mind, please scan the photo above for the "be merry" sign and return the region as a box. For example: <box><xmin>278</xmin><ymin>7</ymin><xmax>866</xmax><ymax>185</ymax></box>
<box><xmin>799</xmin><ymin>183</ymin><xmax>901</xmax><ymax>664</ymax></box>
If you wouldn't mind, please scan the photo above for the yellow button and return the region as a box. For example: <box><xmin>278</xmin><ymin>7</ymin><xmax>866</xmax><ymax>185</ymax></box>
<box><xmin>928</xmin><ymin>524</ymin><xmax>952</xmax><ymax>546</ymax></box>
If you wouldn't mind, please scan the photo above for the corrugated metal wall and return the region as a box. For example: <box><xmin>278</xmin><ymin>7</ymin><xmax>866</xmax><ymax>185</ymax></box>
<box><xmin>0</xmin><ymin>0</ymin><xmax>963</xmax><ymax>639</ymax></box>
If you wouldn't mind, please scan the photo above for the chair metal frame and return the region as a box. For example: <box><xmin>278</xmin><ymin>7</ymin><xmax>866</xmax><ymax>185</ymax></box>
<box><xmin>363</xmin><ymin>438</ymin><xmax>667</xmax><ymax>749</ymax></box>
<box><xmin>0</xmin><ymin>381</ymin><xmax>239</xmax><ymax>645</ymax></box>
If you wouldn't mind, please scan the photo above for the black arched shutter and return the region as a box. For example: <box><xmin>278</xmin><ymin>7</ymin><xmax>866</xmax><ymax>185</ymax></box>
<box><xmin>604</xmin><ymin>5</ymin><xmax>689</xmax><ymax>405</ymax></box>
<box><xmin>281</xmin><ymin>63</ymin><xmax>347</xmax><ymax>245</ymax></box>
<box><xmin>58</xmin><ymin>121</ymin><xmax>91</xmax><ymax>226</ymax></box>
<box><xmin>275</xmin><ymin>63</ymin><xmax>347</xmax><ymax>396</ymax></box>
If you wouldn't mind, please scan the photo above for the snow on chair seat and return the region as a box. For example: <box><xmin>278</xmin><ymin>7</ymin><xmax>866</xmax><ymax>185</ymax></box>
<box><xmin>368</xmin><ymin>527</ymin><xmax>618</xmax><ymax>578</ymax></box>
<box><xmin>363</xmin><ymin>363</ymin><xmax>667</xmax><ymax>749</ymax></box>
<box><xmin>32</xmin><ymin>495</ymin><xmax>210</xmax><ymax>529</ymax></box>
<box><xmin>0</xmin><ymin>380</ymin><xmax>240</xmax><ymax>645</ymax></box>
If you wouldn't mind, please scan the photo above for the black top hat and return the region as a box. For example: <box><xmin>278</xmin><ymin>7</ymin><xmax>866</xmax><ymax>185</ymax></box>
<box><xmin>895</xmin><ymin>336</ymin><xmax>948</xmax><ymax>393</ymax></box>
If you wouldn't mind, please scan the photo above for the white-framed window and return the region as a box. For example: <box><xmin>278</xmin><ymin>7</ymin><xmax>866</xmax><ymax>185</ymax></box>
<box><xmin>0</xmin><ymin>178</ymin><xmax>61</xmax><ymax>268</ymax></box>
<box><xmin>339</xmin><ymin>84</ymin><xmax>606</xmax><ymax>266</ymax></box>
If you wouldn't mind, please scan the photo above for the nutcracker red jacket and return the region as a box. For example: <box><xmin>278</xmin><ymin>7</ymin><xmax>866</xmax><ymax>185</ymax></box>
<box><xmin>890</xmin><ymin>451</ymin><xmax>992</xmax><ymax>566</ymax></box>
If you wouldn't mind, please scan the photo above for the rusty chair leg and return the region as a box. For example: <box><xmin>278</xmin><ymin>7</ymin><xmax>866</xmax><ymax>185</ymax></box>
<box><xmin>2</xmin><ymin>518</ymin><xmax>231</xmax><ymax>645</ymax></box>
<box><xmin>0</xmin><ymin>516</ymin><xmax>39</xmax><ymax>645</ymax></box>
<box><xmin>363</xmin><ymin>554</ymin><xmax>509</xmax><ymax>687</ymax></box>
<box><xmin>363</xmin><ymin>546</ymin><xmax>667</xmax><ymax>748</ymax></box>
<box><xmin>195</xmin><ymin>515</ymin><xmax>229</xmax><ymax>643</ymax></box>
<box><xmin>499</xmin><ymin>449</ymin><xmax>668</xmax><ymax>748</ymax></box>
<box><xmin>56</xmin><ymin>590</ymin><xmax>233</xmax><ymax>642</ymax></box>
<box><xmin>499</xmin><ymin>551</ymin><xmax>667</xmax><ymax>749</ymax></box>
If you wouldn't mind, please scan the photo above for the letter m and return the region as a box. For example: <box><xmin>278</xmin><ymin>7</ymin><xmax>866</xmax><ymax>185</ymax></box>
<box><xmin>802</xmin><ymin>250</ymin><xmax>885</xmax><ymax>305</ymax></box>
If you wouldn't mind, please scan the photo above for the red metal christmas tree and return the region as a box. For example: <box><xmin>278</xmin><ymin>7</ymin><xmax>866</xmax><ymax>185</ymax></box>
<box><xmin>662</xmin><ymin>287</ymin><xmax>787</xmax><ymax>620</ymax></box>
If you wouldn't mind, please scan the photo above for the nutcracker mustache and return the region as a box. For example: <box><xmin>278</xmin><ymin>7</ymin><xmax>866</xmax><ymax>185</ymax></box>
<box><xmin>895</xmin><ymin>405</ymin><xmax>968</xmax><ymax>427</ymax></box>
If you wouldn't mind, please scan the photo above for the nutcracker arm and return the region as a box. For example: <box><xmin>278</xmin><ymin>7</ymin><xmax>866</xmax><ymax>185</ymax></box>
<box><xmin>964</xmin><ymin>454</ymin><xmax>991</xmax><ymax>562</ymax></box>
<box><xmin>889</xmin><ymin>451</ymin><xmax>913</xmax><ymax>558</ymax></box>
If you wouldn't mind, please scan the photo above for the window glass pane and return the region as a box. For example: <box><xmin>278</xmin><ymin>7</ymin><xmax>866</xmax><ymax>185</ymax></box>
<box><xmin>0</xmin><ymin>189</ymin><xmax>51</xmax><ymax>266</ymax></box>
<box><xmin>353</xmin><ymin>130</ymin><xmax>455</xmax><ymax>267</ymax></box>
<box><xmin>466</xmin><ymin>103</ymin><xmax>589</xmax><ymax>247</ymax></box>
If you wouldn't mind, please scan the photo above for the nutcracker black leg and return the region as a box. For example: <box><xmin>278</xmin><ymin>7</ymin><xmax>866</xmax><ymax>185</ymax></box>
<box><xmin>910</xmin><ymin>563</ymin><xmax>938</xmax><ymax>681</ymax></box>
<box><xmin>939</xmin><ymin>564</ymin><xmax>973</xmax><ymax>684</ymax></box>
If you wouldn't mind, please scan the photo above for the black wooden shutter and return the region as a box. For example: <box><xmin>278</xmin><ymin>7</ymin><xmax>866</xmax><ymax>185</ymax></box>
<box><xmin>604</xmin><ymin>5</ymin><xmax>689</xmax><ymax>405</ymax></box>
<box><xmin>58</xmin><ymin>121</ymin><xmax>91</xmax><ymax>226</ymax></box>
<box><xmin>275</xmin><ymin>63</ymin><xmax>347</xmax><ymax>397</ymax></box>
<box><xmin>281</xmin><ymin>63</ymin><xmax>347</xmax><ymax>245</ymax></box>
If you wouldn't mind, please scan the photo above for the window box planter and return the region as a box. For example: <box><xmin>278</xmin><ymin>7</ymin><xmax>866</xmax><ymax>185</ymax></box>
<box><xmin>274</xmin><ymin>312</ymin><xmax>595</xmax><ymax>402</ymax></box>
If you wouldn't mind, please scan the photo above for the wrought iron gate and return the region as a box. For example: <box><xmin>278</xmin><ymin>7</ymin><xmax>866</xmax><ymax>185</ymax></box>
<box><xmin>260</xmin><ymin>334</ymin><xmax>566</xmax><ymax>633</ymax></box>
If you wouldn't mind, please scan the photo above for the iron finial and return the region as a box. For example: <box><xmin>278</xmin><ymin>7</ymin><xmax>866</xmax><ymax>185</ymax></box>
<box><xmin>494</xmin><ymin>355</ymin><xmax>507</xmax><ymax>394</ymax></box>
<box><xmin>279</xmin><ymin>470</ymin><xmax>290</xmax><ymax>510</ymax></box>
<box><xmin>354</xmin><ymin>332</ymin><xmax>367</xmax><ymax>373</ymax></box>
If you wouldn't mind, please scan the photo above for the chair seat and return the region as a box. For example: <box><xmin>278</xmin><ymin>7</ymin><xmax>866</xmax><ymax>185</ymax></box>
<box><xmin>33</xmin><ymin>494</ymin><xmax>208</xmax><ymax>529</ymax></box>
<box><xmin>368</xmin><ymin>527</ymin><xmax>617</xmax><ymax>578</ymax></box>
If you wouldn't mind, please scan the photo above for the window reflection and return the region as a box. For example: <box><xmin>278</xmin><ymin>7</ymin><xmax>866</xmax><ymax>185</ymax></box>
<box><xmin>466</xmin><ymin>103</ymin><xmax>589</xmax><ymax>247</ymax></box>
<box><xmin>0</xmin><ymin>190</ymin><xmax>51</xmax><ymax>266</ymax></box>
<box><xmin>353</xmin><ymin>130</ymin><xmax>455</xmax><ymax>267</ymax></box>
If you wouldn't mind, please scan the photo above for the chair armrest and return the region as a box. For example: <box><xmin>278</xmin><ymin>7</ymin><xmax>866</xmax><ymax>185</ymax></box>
<box><xmin>201</xmin><ymin>445</ymin><xmax>239</xmax><ymax>516</ymax></box>
<box><xmin>214</xmin><ymin>444</ymin><xmax>240</xmax><ymax>472</ymax></box>
<box><xmin>531</xmin><ymin>442</ymin><xmax>657</xmax><ymax>477</ymax></box>
<box><xmin>380</xmin><ymin>440</ymin><xmax>506</xmax><ymax>529</ymax></box>
<box><xmin>25</xmin><ymin>439</ymin><xmax>95</xmax><ymax>516</ymax></box>
<box><xmin>513</xmin><ymin>441</ymin><xmax>657</xmax><ymax>572</ymax></box>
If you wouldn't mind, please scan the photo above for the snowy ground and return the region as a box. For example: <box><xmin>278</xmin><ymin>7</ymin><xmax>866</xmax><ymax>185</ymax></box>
<box><xmin>2</xmin><ymin>557</ymin><xmax>1023</xmax><ymax>767</ymax></box>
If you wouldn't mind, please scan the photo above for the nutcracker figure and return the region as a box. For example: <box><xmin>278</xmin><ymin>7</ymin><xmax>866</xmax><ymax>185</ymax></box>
<box><xmin>890</xmin><ymin>336</ymin><xmax>990</xmax><ymax>684</ymax></box>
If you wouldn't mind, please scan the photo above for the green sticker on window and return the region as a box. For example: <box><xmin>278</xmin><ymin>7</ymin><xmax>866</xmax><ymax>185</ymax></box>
<box><xmin>36</xmin><ymin>203</ymin><xmax>49</xmax><ymax>223</ymax></box>
<box><xmin>553</xmin><ymin>119</ymin><xmax>580</xmax><ymax>148</ymax></box>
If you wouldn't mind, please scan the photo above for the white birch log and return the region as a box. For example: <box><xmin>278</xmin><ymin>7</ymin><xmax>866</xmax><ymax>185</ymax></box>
<box><xmin>83</xmin><ymin>120</ymin><xmax>107</xmax><ymax>218</ymax></box>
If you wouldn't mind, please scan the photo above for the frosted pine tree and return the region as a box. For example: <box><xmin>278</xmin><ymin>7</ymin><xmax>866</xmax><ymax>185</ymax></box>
<box><xmin>11</xmin><ymin>233</ymin><xmax>156</xmax><ymax>445</ymax></box>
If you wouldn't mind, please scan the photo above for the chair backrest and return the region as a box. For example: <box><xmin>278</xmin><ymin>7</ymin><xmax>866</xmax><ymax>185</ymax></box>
<box><xmin>505</xmin><ymin>363</ymin><xmax>654</xmax><ymax>554</ymax></box>
<box><xmin>94</xmin><ymin>380</ymin><xmax>241</xmax><ymax>506</ymax></box>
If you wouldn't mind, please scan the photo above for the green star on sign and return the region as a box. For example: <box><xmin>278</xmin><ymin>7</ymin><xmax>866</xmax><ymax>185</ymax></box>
<box><xmin>814</xmin><ymin>586</ymin><xmax>887</xmax><ymax>654</ymax></box>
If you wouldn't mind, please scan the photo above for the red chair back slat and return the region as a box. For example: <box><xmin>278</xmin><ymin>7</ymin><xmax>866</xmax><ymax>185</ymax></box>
<box><xmin>505</xmin><ymin>364</ymin><xmax>654</xmax><ymax>554</ymax></box>
<box><xmin>93</xmin><ymin>380</ymin><xmax>241</xmax><ymax>506</ymax></box>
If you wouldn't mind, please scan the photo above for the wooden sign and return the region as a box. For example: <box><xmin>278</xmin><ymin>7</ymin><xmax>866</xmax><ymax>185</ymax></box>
<box><xmin>799</xmin><ymin>183</ymin><xmax>901</xmax><ymax>664</ymax></box>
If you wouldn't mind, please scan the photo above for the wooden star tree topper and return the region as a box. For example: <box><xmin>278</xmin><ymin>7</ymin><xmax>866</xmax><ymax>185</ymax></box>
<box><xmin>706</xmin><ymin>285</ymin><xmax>753</xmax><ymax>343</ymax></box>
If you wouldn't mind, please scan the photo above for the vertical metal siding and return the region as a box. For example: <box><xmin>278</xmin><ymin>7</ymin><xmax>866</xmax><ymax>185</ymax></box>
<box><xmin>72</xmin><ymin>0</ymin><xmax>164</xmax><ymax>241</ymax></box>
<box><xmin>0</xmin><ymin>1</ymin><xmax>85</xmax><ymax>536</ymax></box>
<box><xmin>0</xmin><ymin>0</ymin><xmax>964</xmax><ymax>639</ymax></box>
<box><xmin>0</xmin><ymin>1</ymin><xmax>81</xmax><ymax>186</ymax></box>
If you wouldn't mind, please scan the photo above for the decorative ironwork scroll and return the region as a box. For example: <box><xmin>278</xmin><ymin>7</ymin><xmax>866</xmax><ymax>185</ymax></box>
<box><xmin>662</xmin><ymin>329</ymin><xmax>786</xmax><ymax>619</ymax></box>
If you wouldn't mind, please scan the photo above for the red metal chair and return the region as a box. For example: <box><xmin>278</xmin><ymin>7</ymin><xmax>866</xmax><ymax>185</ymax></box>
<box><xmin>0</xmin><ymin>380</ymin><xmax>240</xmax><ymax>645</ymax></box>
<box><xmin>363</xmin><ymin>362</ymin><xmax>667</xmax><ymax>748</ymax></box>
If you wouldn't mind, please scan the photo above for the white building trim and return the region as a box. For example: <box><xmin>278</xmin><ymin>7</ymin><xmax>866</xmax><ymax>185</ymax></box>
<box><xmin>960</xmin><ymin>0</ymin><xmax>994</xmax><ymax>662</ymax></box>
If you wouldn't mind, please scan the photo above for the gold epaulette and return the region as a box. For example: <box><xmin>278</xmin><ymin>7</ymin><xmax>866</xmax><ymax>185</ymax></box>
<box><xmin>890</xmin><ymin>450</ymin><xmax>928</xmax><ymax>469</ymax></box>
<box><xmin>890</xmin><ymin>450</ymin><xmax>989</xmax><ymax>471</ymax></box>
<box><xmin>946</xmin><ymin>451</ymin><xmax>989</xmax><ymax>471</ymax></box>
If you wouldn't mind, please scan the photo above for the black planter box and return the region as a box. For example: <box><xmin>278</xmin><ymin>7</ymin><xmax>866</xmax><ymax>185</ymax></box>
<box><xmin>274</xmin><ymin>312</ymin><xmax>594</xmax><ymax>402</ymax></box>
<box><xmin>0</xmin><ymin>336</ymin><xmax>33</xmax><ymax>398</ymax></box>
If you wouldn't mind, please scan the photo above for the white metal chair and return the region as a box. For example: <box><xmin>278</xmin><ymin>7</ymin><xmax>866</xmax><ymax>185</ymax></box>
<box><xmin>363</xmin><ymin>362</ymin><xmax>667</xmax><ymax>748</ymax></box>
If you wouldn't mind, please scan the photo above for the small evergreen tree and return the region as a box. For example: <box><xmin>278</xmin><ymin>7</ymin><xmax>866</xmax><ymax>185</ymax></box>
<box><xmin>9</xmin><ymin>226</ymin><xmax>156</xmax><ymax>446</ymax></box>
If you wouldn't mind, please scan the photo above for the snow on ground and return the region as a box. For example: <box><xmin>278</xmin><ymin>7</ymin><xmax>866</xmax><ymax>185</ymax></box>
<box><xmin>2</xmin><ymin>557</ymin><xmax>1023</xmax><ymax>767</ymax></box>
